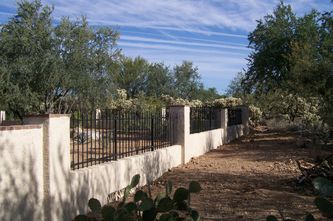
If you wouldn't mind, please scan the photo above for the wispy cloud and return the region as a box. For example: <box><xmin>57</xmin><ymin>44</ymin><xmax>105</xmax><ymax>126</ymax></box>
<box><xmin>120</xmin><ymin>35</ymin><xmax>250</xmax><ymax>51</ymax></box>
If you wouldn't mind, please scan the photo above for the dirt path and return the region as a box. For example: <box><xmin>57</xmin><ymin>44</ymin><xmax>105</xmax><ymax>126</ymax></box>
<box><xmin>146</xmin><ymin>129</ymin><xmax>329</xmax><ymax>221</ymax></box>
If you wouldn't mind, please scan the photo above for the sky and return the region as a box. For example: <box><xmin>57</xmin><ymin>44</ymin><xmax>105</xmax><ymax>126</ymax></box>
<box><xmin>0</xmin><ymin>1</ymin><xmax>332</xmax><ymax>94</ymax></box>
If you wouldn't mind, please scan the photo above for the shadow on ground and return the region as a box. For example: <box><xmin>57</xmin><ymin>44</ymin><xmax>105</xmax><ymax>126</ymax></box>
<box><xmin>142</xmin><ymin>129</ymin><xmax>332</xmax><ymax>221</ymax></box>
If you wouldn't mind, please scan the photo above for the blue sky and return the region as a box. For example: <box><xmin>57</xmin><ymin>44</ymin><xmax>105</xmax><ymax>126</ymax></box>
<box><xmin>0</xmin><ymin>1</ymin><xmax>332</xmax><ymax>93</ymax></box>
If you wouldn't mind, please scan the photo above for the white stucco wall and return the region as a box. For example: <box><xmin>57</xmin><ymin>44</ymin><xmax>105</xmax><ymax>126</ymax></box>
<box><xmin>0</xmin><ymin>125</ymin><xmax>44</xmax><ymax>221</ymax></box>
<box><xmin>17</xmin><ymin>115</ymin><xmax>183</xmax><ymax>221</ymax></box>
<box><xmin>0</xmin><ymin>106</ymin><xmax>249</xmax><ymax>221</ymax></box>
<box><xmin>185</xmin><ymin>128</ymin><xmax>224</xmax><ymax>163</ymax></box>
<box><xmin>70</xmin><ymin>144</ymin><xmax>182</xmax><ymax>216</ymax></box>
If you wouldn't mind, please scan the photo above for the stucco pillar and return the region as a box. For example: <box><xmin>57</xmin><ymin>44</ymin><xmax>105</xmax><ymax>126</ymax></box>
<box><xmin>169</xmin><ymin>105</ymin><xmax>190</xmax><ymax>164</ymax></box>
<box><xmin>0</xmin><ymin>111</ymin><xmax>5</xmax><ymax>124</ymax></box>
<box><xmin>23</xmin><ymin>114</ymin><xmax>71</xmax><ymax>221</ymax></box>
<box><xmin>220</xmin><ymin>108</ymin><xmax>228</xmax><ymax>144</ymax></box>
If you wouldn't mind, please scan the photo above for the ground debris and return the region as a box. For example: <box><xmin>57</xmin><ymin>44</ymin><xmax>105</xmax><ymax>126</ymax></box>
<box><xmin>296</xmin><ymin>154</ymin><xmax>333</xmax><ymax>185</ymax></box>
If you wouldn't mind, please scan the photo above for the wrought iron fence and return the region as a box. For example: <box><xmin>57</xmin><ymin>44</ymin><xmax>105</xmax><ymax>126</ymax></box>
<box><xmin>190</xmin><ymin>107</ymin><xmax>220</xmax><ymax>134</ymax></box>
<box><xmin>70</xmin><ymin>109</ymin><xmax>177</xmax><ymax>170</ymax></box>
<box><xmin>228</xmin><ymin>108</ymin><xmax>242</xmax><ymax>126</ymax></box>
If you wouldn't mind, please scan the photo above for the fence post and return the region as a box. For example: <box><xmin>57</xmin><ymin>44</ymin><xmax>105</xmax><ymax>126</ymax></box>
<box><xmin>151</xmin><ymin>116</ymin><xmax>154</xmax><ymax>151</ymax></box>
<box><xmin>169</xmin><ymin>105</ymin><xmax>190</xmax><ymax>164</ymax></box>
<box><xmin>114</xmin><ymin>116</ymin><xmax>117</xmax><ymax>160</ymax></box>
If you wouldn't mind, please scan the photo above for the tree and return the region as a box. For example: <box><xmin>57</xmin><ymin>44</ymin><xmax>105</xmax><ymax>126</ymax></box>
<box><xmin>244</xmin><ymin>2</ymin><xmax>297</xmax><ymax>94</ymax></box>
<box><xmin>55</xmin><ymin>16</ymin><xmax>119</xmax><ymax>111</ymax></box>
<box><xmin>226</xmin><ymin>72</ymin><xmax>247</xmax><ymax>97</ymax></box>
<box><xmin>173</xmin><ymin>61</ymin><xmax>202</xmax><ymax>100</ymax></box>
<box><xmin>0</xmin><ymin>0</ymin><xmax>119</xmax><ymax>117</ymax></box>
<box><xmin>195</xmin><ymin>87</ymin><xmax>221</xmax><ymax>101</ymax></box>
<box><xmin>239</xmin><ymin>1</ymin><xmax>333</xmax><ymax>126</ymax></box>
<box><xmin>112</xmin><ymin>56</ymin><xmax>149</xmax><ymax>98</ymax></box>
<box><xmin>0</xmin><ymin>0</ymin><xmax>57</xmax><ymax>117</ymax></box>
<box><xmin>146</xmin><ymin>62</ymin><xmax>173</xmax><ymax>97</ymax></box>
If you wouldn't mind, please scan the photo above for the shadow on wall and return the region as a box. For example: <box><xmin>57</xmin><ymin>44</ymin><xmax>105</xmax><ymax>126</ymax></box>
<box><xmin>0</xmin><ymin>132</ymin><xmax>94</xmax><ymax>221</ymax></box>
<box><xmin>205</xmin><ymin>132</ymin><xmax>214</xmax><ymax>152</ymax></box>
<box><xmin>0</xmin><ymin>134</ymin><xmax>42</xmax><ymax>221</ymax></box>
<box><xmin>52</xmin><ymin>144</ymin><xmax>90</xmax><ymax>221</ymax></box>
<box><xmin>142</xmin><ymin>149</ymin><xmax>174</xmax><ymax>184</ymax></box>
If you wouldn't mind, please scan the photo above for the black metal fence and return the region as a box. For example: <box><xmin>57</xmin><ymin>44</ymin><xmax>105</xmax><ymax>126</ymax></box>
<box><xmin>228</xmin><ymin>108</ymin><xmax>242</xmax><ymax>126</ymax></box>
<box><xmin>70</xmin><ymin>109</ymin><xmax>177</xmax><ymax>170</ymax></box>
<box><xmin>190</xmin><ymin>107</ymin><xmax>220</xmax><ymax>134</ymax></box>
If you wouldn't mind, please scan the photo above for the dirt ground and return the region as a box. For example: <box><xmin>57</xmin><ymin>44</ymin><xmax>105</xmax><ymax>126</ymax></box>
<box><xmin>143</xmin><ymin>128</ymin><xmax>332</xmax><ymax>221</ymax></box>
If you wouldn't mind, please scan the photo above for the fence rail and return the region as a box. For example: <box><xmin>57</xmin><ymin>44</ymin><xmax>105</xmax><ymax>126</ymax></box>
<box><xmin>190</xmin><ymin>107</ymin><xmax>220</xmax><ymax>134</ymax></box>
<box><xmin>70</xmin><ymin>109</ymin><xmax>177</xmax><ymax>170</ymax></box>
<box><xmin>228</xmin><ymin>108</ymin><xmax>242</xmax><ymax>126</ymax></box>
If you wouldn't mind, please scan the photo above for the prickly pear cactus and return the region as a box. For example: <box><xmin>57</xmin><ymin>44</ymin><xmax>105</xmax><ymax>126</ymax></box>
<box><xmin>73</xmin><ymin>174</ymin><xmax>202</xmax><ymax>221</ymax></box>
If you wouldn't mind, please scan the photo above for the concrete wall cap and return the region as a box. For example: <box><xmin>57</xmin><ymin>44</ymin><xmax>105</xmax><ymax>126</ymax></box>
<box><xmin>0</xmin><ymin>124</ymin><xmax>42</xmax><ymax>131</ymax></box>
<box><xmin>24</xmin><ymin>113</ymin><xmax>71</xmax><ymax>118</ymax></box>
<box><xmin>168</xmin><ymin>105</ymin><xmax>189</xmax><ymax>107</ymax></box>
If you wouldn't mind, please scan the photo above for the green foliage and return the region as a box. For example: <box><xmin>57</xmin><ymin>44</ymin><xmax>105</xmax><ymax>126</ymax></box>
<box><xmin>74</xmin><ymin>174</ymin><xmax>202</xmax><ymax>221</ymax></box>
<box><xmin>312</xmin><ymin>177</ymin><xmax>333</xmax><ymax>197</ymax></box>
<box><xmin>0</xmin><ymin>1</ymin><xmax>222</xmax><ymax>118</ymax></box>
<box><xmin>233</xmin><ymin>1</ymin><xmax>333</xmax><ymax>127</ymax></box>
<box><xmin>88</xmin><ymin>198</ymin><xmax>102</xmax><ymax>213</ymax></box>
<box><xmin>0</xmin><ymin>0</ymin><xmax>119</xmax><ymax>117</ymax></box>
<box><xmin>225</xmin><ymin>72</ymin><xmax>247</xmax><ymax>97</ymax></box>
<box><xmin>173</xmin><ymin>61</ymin><xmax>202</xmax><ymax>100</ymax></box>
<box><xmin>314</xmin><ymin>197</ymin><xmax>333</xmax><ymax>218</ymax></box>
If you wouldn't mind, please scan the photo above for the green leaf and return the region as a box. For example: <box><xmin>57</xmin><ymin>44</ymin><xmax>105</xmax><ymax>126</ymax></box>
<box><xmin>139</xmin><ymin>198</ymin><xmax>154</xmax><ymax>211</ymax></box>
<box><xmin>173</xmin><ymin>187</ymin><xmax>189</xmax><ymax>202</ymax></box>
<box><xmin>142</xmin><ymin>208</ymin><xmax>157</xmax><ymax>221</ymax></box>
<box><xmin>169</xmin><ymin>211</ymin><xmax>179</xmax><ymax>218</ymax></box>
<box><xmin>312</xmin><ymin>177</ymin><xmax>333</xmax><ymax>197</ymax></box>
<box><xmin>74</xmin><ymin>215</ymin><xmax>92</xmax><ymax>221</ymax></box>
<box><xmin>305</xmin><ymin>213</ymin><xmax>315</xmax><ymax>221</ymax></box>
<box><xmin>123</xmin><ymin>186</ymin><xmax>131</xmax><ymax>202</ymax></box>
<box><xmin>130</xmin><ymin>174</ymin><xmax>140</xmax><ymax>188</ymax></box>
<box><xmin>165</xmin><ymin>180</ymin><xmax>173</xmax><ymax>196</ymax></box>
<box><xmin>125</xmin><ymin>202</ymin><xmax>137</xmax><ymax>213</ymax></box>
<box><xmin>155</xmin><ymin>192</ymin><xmax>166</xmax><ymax>204</ymax></box>
<box><xmin>314</xmin><ymin>197</ymin><xmax>333</xmax><ymax>218</ymax></box>
<box><xmin>266</xmin><ymin>215</ymin><xmax>278</xmax><ymax>221</ymax></box>
<box><xmin>134</xmin><ymin>190</ymin><xmax>148</xmax><ymax>202</ymax></box>
<box><xmin>101</xmin><ymin>205</ymin><xmax>115</xmax><ymax>220</ymax></box>
<box><xmin>88</xmin><ymin>198</ymin><xmax>101</xmax><ymax>212</ymax></box>
<box><xmin>190</xmin><ymin>209</ymin><xmax>200</xmax><ymax>221</ymax></box>
<box><xmin>188</xmin><ymin>181</ymin><xmax>202</xmax><ymax>193</ymax></box>
<box><xmin>157</xmin><ymin>197</ymin><xmax>174</xmax><ymax>212</ymax></box>
<box><xmin>175</xmin><ymin>200</ymin><xmax>188</xmax><ymax>211</ymax></box>
<box><xmin>160</xmin><ymin>213</ymin><xmax>172</xmax><ymax>221</ymax></box>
